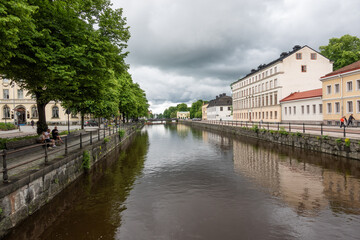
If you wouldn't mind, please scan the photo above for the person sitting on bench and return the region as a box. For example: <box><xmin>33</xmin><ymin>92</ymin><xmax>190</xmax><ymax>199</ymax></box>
<box><xmin>52</xmin><ymin>126</ymin><xmax>63</xmax><ymax>144</ymax></box>
<box><xmin>42</xmin><ymin>129</ymin><xmax>56</xmax><ymax>148</ymax></box>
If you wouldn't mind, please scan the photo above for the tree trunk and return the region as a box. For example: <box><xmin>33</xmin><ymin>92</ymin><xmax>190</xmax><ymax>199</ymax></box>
<box><xmin>36</xmin><ymin>102</ymin><xmax>48</xmax><ymax>135</ymax></box>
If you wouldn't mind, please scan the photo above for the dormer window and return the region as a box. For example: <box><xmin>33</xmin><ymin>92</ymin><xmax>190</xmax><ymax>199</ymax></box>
<box><xmin>296</xmin><ymin>53</ymin><xmax>302</xmax><ymax>59</ymax></box>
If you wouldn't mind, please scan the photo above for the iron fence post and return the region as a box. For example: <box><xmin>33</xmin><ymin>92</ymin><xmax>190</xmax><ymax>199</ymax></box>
<box><xmin>344</xmin><ymin>126</ymin><xmax>346</xmax><ymax>138</ymax></box>
<box><xmin>44</xmin><ymin>145</ymin><xmax>48</xmax><ymax>164</ymax></box>
<box><xmin>98</xmin><ymin>129</ymin><xmax>100</xmax><ymax>141</ymax></box>
<box><xmin>321</xmin><ymin>123</ymin><xmax>323</xmax><ymax>135</ymax></box>
<box><xmin>103</xmin><ymin>128</ymin><xmax>105</xmax><ymax>139</ymax></box>
<box><xmin>303</xmin><ymin>123</ymin><xmax>305</xmax><ymax>133</ymax></box>
<box><xmin>90</xmin><ymin>131</ymin><xmax>93</xmax><ymax>145</ymax></box>
<box><xmin>80</xmin><ymin>133</ymin><xmax>83</xmax><ymax>149</ymax></box>
<box><xmin>109</xmin><ymin>127</ymin><xmax>111</xmax><ymax>136</ymax></box>
<box><xmin>246</xmin><ymin>122</ymin><xmax>247</xmax><ymax>128</ymax></box>
<box><xmin>3</xmin><ymin>150</ymin><xmax>8</xmax><ymax>183</ymax></box>
<box><xmin>267</xmin><ymin>122</ymin><xmax>269</xmax><ymax>130</ymax></box>
<box><xmin>277</xmin><ymin>122</ymin><xmax>279</xmax><ymax>131</ymax></box>
<box><xmin>289</xmin><ymin>123</ymin><xmax>291</xmax><ymax>132</ymax></box>
<box><xmin>65</xmin><ymin>137</ymin><xmax>68</xmax><ymax>156</ymax></box>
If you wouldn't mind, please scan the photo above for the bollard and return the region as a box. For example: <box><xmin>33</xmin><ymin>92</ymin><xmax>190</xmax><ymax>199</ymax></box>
<box><xmin>2</xmin><ymin>150</ymin><xmax>8</xmax><ymax>183</ymax></box>
<box><xmin>90</xmin><ymin>131</ymin><xmax>93</xmax><ymax>145</ymax></box>
<box><xmin>65</xmin><ymin>137</ymin><xmax>68</xmax><ymax>156</ymax></box>
<box><xmin>80</xmin><ymin>133</ymin><xmax>83</xmax><ymax>149</ymax></box>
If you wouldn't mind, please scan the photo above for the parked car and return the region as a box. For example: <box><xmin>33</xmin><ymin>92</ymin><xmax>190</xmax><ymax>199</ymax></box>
<box><xmin>84</xmin><ymin>120</ymin><xmax>98</xmax><ymax>126</ymax></box>
<box><xmin>192</xmin><ymin>118</ymin><xmax>201</xmax><ymax>121</ymax></box>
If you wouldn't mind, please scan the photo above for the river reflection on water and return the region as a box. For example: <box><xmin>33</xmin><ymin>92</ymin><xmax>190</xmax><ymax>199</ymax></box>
<box><xmin>5</xmin><ymin>124</ymin><xmax>360</xmax><ymax>240</ymax></box>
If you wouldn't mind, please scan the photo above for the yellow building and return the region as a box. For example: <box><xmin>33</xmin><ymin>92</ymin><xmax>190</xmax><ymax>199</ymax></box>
<box><xmin>202</xmin><ymin>103</ymin><xmax>208</xmax><ymax>120</ymax></box>
<box><xmin>321</xmin><ymin>60</ymin><xmax>360</xmax><ymax>126</ymax></box>
<box><xmin>177</xmin><ymin>111</ymin><xmax>190</xmax><ymax>119</ymax></box>
<box><xmin>0</xmin><ymin>77</ymin><xmax>85</xmax><ymax>125</ymax></box>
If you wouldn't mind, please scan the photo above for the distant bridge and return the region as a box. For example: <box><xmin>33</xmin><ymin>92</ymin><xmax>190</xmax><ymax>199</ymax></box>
<box><xmin>145</xmin><ymin>118</ymin><xmax>178</xmax><ymax>125</ymax></box>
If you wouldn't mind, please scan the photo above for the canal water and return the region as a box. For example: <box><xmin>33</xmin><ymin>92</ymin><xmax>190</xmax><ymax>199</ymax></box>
<box><xmin>5</xmin><ymin>124</ymin><xmax>360</xmax><ymax>240</ymax></box>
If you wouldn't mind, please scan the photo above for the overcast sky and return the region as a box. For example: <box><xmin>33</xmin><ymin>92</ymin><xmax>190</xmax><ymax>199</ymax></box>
<box><xmin>112</xmin><ymin>0</ymin><xmax>360</xmax><ymax>114</ymax></box>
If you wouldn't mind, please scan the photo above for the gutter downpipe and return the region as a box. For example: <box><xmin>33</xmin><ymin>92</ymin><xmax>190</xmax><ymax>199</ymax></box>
<box><xmin>340</xmin><ymin>74</ymin><xmax>343</xmax><ymax>117</ymax></box>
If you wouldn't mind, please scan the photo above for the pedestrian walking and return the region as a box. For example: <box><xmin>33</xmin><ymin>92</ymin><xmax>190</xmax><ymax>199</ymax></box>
<box><xmin>347</xmin><ymin>114</ymin><xmax>356</xmax><ymax>127</ymax></box>
<box><xmin>31</xmin><ymin>120</ymin><xmax>35</xmax><ymax>129</ymax></box>
<box><xmin>340</xmin><ymin>116</ymin><xmax>347</xmax><ymax>128</ymax></box>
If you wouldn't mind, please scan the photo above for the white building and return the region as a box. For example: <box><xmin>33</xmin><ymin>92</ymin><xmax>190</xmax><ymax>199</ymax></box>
<box><xmin>207</xmin><ymin>93</ymin><xmax>232</xmax><ymax>120</ymax></box>
<box><xmin>280</xmin><ymin>88</ymin><xmax>323</xmax><ymax>124</ymax></box>
<box><xmin>231</xmin><ymin>45</ymin><xmax>333</xmax><ymax>122</ymax></box>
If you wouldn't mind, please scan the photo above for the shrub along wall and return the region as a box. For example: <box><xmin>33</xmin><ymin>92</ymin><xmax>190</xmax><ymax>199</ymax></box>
<box><xmin>185</xmin><ymin>121</ymin><xmax>360</xmax><ymax>160</ymax></box>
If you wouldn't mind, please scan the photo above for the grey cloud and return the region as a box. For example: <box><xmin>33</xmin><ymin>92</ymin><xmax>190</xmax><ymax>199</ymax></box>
<box><xmin>112</xmin><ymin>0</ymin><xmax>360</xmax><ymax>113</ymax></box>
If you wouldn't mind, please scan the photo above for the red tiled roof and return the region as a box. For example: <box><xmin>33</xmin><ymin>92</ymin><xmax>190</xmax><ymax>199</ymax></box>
<box><xmin>321</xmin><ymin>60</ymin><xmax>360</xmax><ymax>78</ymax></box>
<box><xmin>280</xmin><ymin>88</ymin><xmax>322</xmax><ymax>102</ymax></box>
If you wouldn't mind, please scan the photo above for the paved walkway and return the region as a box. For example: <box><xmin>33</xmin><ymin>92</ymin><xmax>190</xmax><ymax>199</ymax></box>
<box><xmin>201</xmin><ymin>121</ymin><xmax>360</xmax><ymax>139</ymax></box>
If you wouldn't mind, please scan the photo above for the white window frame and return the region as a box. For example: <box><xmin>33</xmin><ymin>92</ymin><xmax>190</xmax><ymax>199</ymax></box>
<box><xmin>347</xmin><ymin>101</ymin><xmax>353</xmax><ymax>113</ymax></box>
<box><xmin>347</xmin><ymin>81</ymin><xmax>353</xmax><ymax>92</ymax></box>
<box><xmin>327</xmin><ymin>85</ymin><xmax>332</xmax><ymax>95</ymax></box>
<box><xmin>327</xmin><ymin>103</ymin><xmax>332</xmax><ymax>114</ymax></box>
<box><xmin>335</xmin><ymin>102</ymin><xmax>340</xmax><ymax>113</ymax></box>
<box><xmin>335</xmin><ymin>84</ymin><xmax>340</xmax><ymax>93</ymax></box>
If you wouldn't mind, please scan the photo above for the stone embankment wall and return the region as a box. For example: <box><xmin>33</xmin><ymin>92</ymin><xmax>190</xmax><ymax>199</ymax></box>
<box><xmin>0</xmin><ymin>125</ymin><xmax>142</xmax><ymax>238</ymax></box>
<box><xmin>185</xmin><ymin>121</ymin><xmax>360</xmax><ymax>160</ymax></box>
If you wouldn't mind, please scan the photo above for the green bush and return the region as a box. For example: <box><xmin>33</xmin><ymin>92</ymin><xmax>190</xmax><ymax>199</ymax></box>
<box><xmin>296</xmin><ymin>132</ymin><xmax>302</xmax><ymax>137</ymax></box>
<box><xmin>279</xmin><ymin>127</ymin><xmax>289</xmax><ymax>136</ymax></box>
<box><xmin>344</xmin><ymin>138</ymin><xmax>351</xmax><ymax>147</ymax></box>
<box><xmin>0</xmin><ymin>122</ymin><xmax>17</xmax><ymax>130</ymax></box>
<box><xmin>251</xmin><ymin>124</ymin><xmax>259</xmax><ymax>133</ymax></box>
<box><xmin>104</xmin><ymin>137</ymin><xmax>110</xmax><ymax>143</ymax></box>
<box><xmin>82</xmin><ymin>151</ymin><xmax>91</xmax><ymax>170</ymax></box>
<box><xmin>335</xmin><ymin>138</ymin><xmax>342</xmax><ymax>144</ymax></box>
<box><xmin>119</xmin><ymin>129</ymin><xmax>125</xmax><ymax>138</ymax></box>
<box><xmin>322</xmin><ymin>135</ymin><xmax>329</xmax><ymax>140</ymax></box>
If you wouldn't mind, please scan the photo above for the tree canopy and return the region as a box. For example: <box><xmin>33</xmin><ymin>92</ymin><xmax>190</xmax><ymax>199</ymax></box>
<box><xmin>320</xmin><ymin>34</ymin><xmax>360</xmax><ymax>70</ymax></box>
<box><xmin>0</xmin><ymin>0</ymin><xmax>147</xmax><ymax>133</ymax></box>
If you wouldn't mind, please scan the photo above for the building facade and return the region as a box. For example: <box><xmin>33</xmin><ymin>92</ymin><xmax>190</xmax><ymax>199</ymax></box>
<box><xmin>0</xmin><ymin>77</ymin><xmax>81</xmax><ymax>125</ymax></box>
<box><xmin>321</xmin><ymin>60</ymin><xmax>360</xmax><ymax>126</ymax></box>
<box><xmin>202</xmin><ymin>103</ymin><xmax>208</xmax><ymax>120</ymax></box>
<box><xmin>177</xmin><ymin>111</ymin><xmax>190</xmax><ymax>119</ymax></box>
<box><xmin>231</xmin><ymin>45</ymin><xmax>333</xmax><ymax>122</ymax></box>
<box><xmin>280</xmin><ymin>89</ymin><xmax>323</xmax><ymax>124</ymax></box>
<box><xmin>207</xmin><ymin>93</ymin><xmax>232</xmax><ymax>120</ymax></box>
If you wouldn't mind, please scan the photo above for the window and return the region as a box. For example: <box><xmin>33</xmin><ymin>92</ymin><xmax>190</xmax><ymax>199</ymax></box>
<box><xmin>313</xmin><ymin>105</ymin><xmax>316</xmax><ymax>114</ymax></box>
<box><xmin>270</xmin><ymin>69</ymin><xmax>273</xmax><ymax>75</ymax></box>
<box><xmin>327</xmin><ymin>85</ymin><xmax>332</xmax><ymax>94</ymax></box>
<box><xmin>293</xmin><ymin>106</ymin><xmax>296</xmax><ymax>115</ymax></box>
<box><xmin>3</xmin><ymin>89</ymin><xmax>9</xmax><ymax>99</ymax></box>
<box><xmin>347</xmin><ymin>101</ymin><xmax>353</xmax><ymax>113</ymax></box>
<box><xmin>357</xmin><ymin>80</ymin><xmax>360</xmax><ymax>90</ymax></box>
<box><xmin>335</xmin><ymin>102</ymin><xmax>340</xmax><ymax>113</ymax></box>
<box><xmin>296</xmin><ymin>53</ymin><xmax>302</xmax><ymax>59</ymax></box>
<box><xmin>274</xmin><ymin>79</ymin><xmax>278</xmax><ymax>87</ymax></box>
<box><xmin>31</xmin><ymin>106</ymin><xmax>38</xmax><ymax>118</ymax></box>
<box><xmin>3</xmin><ymin>106</ymin><xmax>10</xmax><ymax>118</ymax></box>
<box><xmin>228</xmin><ymin>107</ymin><xmax>231</xmax><ymax>111</ymax></box>
<box><xmin>274</xmin><ymin>67</ymin><xmax>277</xmax><ymax>73</ymax></box>
<box><xmin>266</xmin><ymin>112</ymin><xmax>268</xmax><ymax>119</ymax></box>
<box><xmin>52</xmin><ymin>106</ymin><xmax>59</xmax><ymax>118</ymax></box>
<box><xmin>274</xmin><ymin>111</ymin><xmax>277</xmax><ymax>119</ymax></box>
<box><xmin>335</xmin><ymin>84</ymin><xmax>340</xmax><ymax>93</ymax></box>
<box><xmin>327</xmin><ymin>103</ymin><xmax>332</xmax><ymax>113</ymax></box>
<box><xmin>289</xmin><ymin>107</ymin><xmax>291</xmax><ymax>115</ymax></box>
<box><xmin>311</xmin><ymin>53</ymin><xmax>317</xmax><ymax>60</ymax></box>
<box><xmin>307</xmin><ymin>105</ymin><xmax>310</xmax><ymax>114</ymax></box>
<box><xmin>17</xmin><ymin>89</ymin><xmax>23</xmax><ymax>99</ymax></box>
<box><xmin>301</xmin><ymin>105</ymin><xmax>304</xmax><ymax>114</ymax></box>
<box><xmin>285</xmin><ymin>107</ymin><xmax>287</xmax><ymax>115</ymax></box>
<box><xmin>301</xmin><ymin>65</ymin><xmax>307</xmax><ymax>72</ymax></box>
<box><xmin>274</xmin><ymin>93</ymin><xmax>277</xmax><ymax>104</ymax></box>
<box><xmin>358</xmin><ymin>100</ymin><xmax>360</xmax><ymax>113</ymax></box>
<box><xmin>270</xmin><ymin>95</ymin><xmax>273</xmax><ymax>105</ymax></box>
<box><xmin>220</xmin><ymin>107</ymin><xmax>223</xmax><ymax>111</ymax></box>
<box><xmin>347</xmin><ymin>81</ymin><xmax>353</xmax><ymax>91</ymax></box>
<box><xmin>319</xmin><ymin>104</ymin><xmax>323</xmax><ymax>114</ymax></box>
<box><xmin>270</xmin><ymin>111</ymin><xmax>273</xmax><ymax>119</ymax></box>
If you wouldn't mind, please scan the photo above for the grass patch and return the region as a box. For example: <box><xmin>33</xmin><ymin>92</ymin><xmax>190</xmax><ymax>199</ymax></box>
<box><xmin>82</xmin><ymin>151</ymin><xmax>91</xmax><ymax>170</ymax></box>
<box><xmin>344</xmin><ymin>138</ymin><xmax>350</xmax><ymax>147</ymax></box>
<box><xmin>0</xmin><ymin>135</ymin><xmax>39</xmax><ymax>149</ymax></box>
<box><xmin>0</xmin><ymin>123</ymin><xmax>17</xmax><ymax>131</ymax></box>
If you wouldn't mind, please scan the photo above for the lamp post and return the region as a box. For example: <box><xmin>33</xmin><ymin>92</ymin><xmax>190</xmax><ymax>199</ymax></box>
<box><xmin>65</xmin><ymin>109</ymin><xmax>71</xmax><ymax>134</ymax></box>
<box><xmin>16</xmin><ymin>111</ymin><xmax>20</xmax><ymax>131</ymax></box>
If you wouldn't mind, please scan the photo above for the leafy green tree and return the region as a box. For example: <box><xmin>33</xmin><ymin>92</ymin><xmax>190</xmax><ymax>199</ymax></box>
<box><xmin>0</xmin><ymin>0</ymin><xmax>37</xmax><ymax>67</ymax></box>
<box><xmin>0</xmin><ymin>0</ymin><xmax>130</xmax><ymax>134</ymax></box>
<box><xmin>320</xmin><ymin>34</ymin><xmax>360</xmax><ymax>70</ymax></box>
<box><xmin>176</xmin><ymin>103</ymin><xmax>189</xmax><ymax>112</ymax></box>
<box><xmin>190</xmin><ymin>100</ymin><xmax>204</xmax><ymax>118</ymax></box>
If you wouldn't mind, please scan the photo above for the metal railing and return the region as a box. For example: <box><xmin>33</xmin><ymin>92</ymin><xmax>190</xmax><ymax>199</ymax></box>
<box><xmin>202</xmin><ymin>120</ymin><xmax>359</xmax><ymax>138</ymax></box>
<box><xmin>0</xmin><ymin>123</ymin><xmax>141</xmax><ymax>183</ymax></box>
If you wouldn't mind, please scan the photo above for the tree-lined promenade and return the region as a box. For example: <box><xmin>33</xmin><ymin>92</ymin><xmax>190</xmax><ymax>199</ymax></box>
<box><xmin>0</xmin><ymin>0</ymin><xmax>149</xmax><ymax>135</ymax></box>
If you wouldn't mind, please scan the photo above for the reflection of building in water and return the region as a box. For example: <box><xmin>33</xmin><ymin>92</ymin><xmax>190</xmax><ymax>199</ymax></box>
<box><xmin>323</xmin><ymin>171</ymin><xmax>360</xmax><ymax>214</ymax></box>
<box><xmin>233</xmin><ymin>140</ymin><xmax>328</xmax><ymax>215</ymax></box>
<box><xmin>201</xmin><ymin>130</ymin><xmax>231</xmax><ymax>151</ymax></box>
<box><xmin>176</xmin><ymin>124</ymin><xmax>190</xmax><ymax>138</ymax></box>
